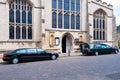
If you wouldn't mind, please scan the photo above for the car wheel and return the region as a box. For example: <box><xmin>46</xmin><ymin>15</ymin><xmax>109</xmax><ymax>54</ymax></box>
<box><xmin>95</xmin><ymin>52</ymin><xmax>99</xmax><ymax>56</ymax></box>
<box><xmin>115</xmin><ymin>50</ymin><xmax>118</xmax><ymax>54</ymax></box>
<box><xmin>12</xmin><ymin>58</ymin><xmax>19</xmax><ymax>64</ymax></box>
<box><xmin>51</xmin><ymin>55</ymin><xmax>57</xmax><ymax>60</ymax></box>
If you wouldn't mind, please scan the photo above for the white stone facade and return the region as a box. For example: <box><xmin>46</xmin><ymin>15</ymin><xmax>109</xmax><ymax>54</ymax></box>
<box><xmin>0</xmin><ymin>0</ymin><xmax>116</xmax><ymax>53</ymax></box>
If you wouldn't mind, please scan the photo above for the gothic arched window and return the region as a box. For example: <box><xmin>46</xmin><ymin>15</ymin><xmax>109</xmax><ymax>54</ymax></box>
<box><xmin>93</xmin><ymin>10</ymin><xmax>106</xmax><ymax>40</ymax></box>
<box><xmin>9</xmin><ymin>0</ymin><xmax>32</xmax><ymax>40</ymax></box>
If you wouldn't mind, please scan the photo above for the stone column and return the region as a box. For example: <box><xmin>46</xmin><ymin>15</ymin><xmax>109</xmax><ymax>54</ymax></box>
<box><xmin>81</xmin><ymin>0</ymin><xmax>89</xmax><ymax>42</ymax></box>
<box><xmin>33</xmin><ymin>0</ymin><xmax>42</xmax><ymax>47</ymax></box>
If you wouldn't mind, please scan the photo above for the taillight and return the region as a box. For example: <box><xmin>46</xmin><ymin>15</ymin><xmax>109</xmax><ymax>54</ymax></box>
<box><xmin>3</xmin><ymin>54</ymin><xmax>7</xmax><ymax>58</ymax></box>
<box><xmin>87</xmin><ymin>49</ymin><xmax>92</xmax><ymax>52</ymax></box>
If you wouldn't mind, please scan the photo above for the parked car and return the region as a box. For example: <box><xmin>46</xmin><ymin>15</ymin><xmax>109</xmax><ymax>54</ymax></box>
<box><xmin>2</xmin><ymin>48</ymin><xmax>59</xmax><ymax>64</ymax></box>
<box><xmin>80</xmin><ymin>43</ymin><xmax>119</xmax><ymax>56</ymax></box>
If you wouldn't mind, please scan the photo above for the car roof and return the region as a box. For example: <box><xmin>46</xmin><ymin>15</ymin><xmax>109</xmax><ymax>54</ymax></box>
<box><xmin>15</xmin><ymin>48</ymin><xmax>43</xmax><ymax>50</ymax></box>
<box><xmin>88</xmin><ymin>43</ymin><xmax>107</xmax><ymax>45</ymax></box>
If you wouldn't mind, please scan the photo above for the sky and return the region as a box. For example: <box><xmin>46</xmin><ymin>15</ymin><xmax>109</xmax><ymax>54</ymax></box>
<box><xmin>102</xmin><ymin>0</ymin><xmax>120</xmax><ymax>26</ymax></box>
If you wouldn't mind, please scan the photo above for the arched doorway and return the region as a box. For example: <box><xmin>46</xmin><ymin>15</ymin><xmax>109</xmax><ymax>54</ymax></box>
<box><xmin>62</xmin><ymin>33</ymin><xmax>73</xmax><ymax>53</ymax></box>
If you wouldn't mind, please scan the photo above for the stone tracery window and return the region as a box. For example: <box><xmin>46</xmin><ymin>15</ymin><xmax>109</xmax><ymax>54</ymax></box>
<box><xmin>52</xmin><ymin>0</ymin><xmax>80</xmax><ymax>30</ymax></box>
<box><xmin>9</xmin><ymin>0</ymin><xmax>32</xmax><ymax>40</ymax></box>
<box><xmin>93</xmin><ymin>10</ymin><xmax>106</xmax><ymax>40</ymax></box>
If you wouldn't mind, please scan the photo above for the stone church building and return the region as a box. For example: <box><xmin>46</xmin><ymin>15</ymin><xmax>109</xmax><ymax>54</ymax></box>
<box><xmin>0</xmin><ymin>0</ymin><xmax>116</xmax><ymax>53</ymax></box>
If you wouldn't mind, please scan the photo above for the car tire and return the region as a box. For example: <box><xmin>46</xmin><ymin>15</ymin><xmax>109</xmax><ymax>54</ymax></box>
<box><xmin>95</xmin><ymin>52</ymin><xmax>99</xmax><ymax>56</ymax></box>
<box><xmin>51</xmin><ymin>55</ymin><xmax>57</xmax><ymax>60</ymax></box>
<box><xmin>114</xmin><ymin>50</ymin><xmax>118</xmax><ymax>54</ymax></box>
<box><xmin>12</xmin><ymin>58</ymin><xmax>19</xmax><ymax>64</ymax></box>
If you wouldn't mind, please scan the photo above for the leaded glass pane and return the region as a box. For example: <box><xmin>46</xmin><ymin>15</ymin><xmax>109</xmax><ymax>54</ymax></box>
<box><xmin>58</xmin><ymin>13</ymin><xmax>62</xmax><ymax>28</ymax></box>
<box><xmin>64</xmin><ymin>14</ymin><xmax>69</xmax><ymax>29</ymax></box>
<box><xmin>52</xmin><ymin>0</ymin><xmax>56</xmax><ymax>8</ymax></box>
<box><xmin>64</xmin><ymin>0</ymin><xmax>69</xmax><ymax>10</ymax></box>
<box><xmin>71</xmin><ymin>0</ymin><xmax>75</xmax><ymax>11</ymax></box>
<box><xmin>9</xmin><ymin>9</ymin><xmax>14</xmax><ymax>22</ymax></box>
<box><xmin>76</xmin><ymin>5</ymin><xmax>80</xmax><ymax>12</ymax></box>
<box><xmin>71</xmin><ymin>14</ymin><xmax>75</xmax><ymax>29</ymax></box>
<box><xmin>52</xmin><ymin>12</ymin><xmax>57</xmax><ymax>28</ymax></box>
<box><xmin>76</xmin><ymin>0</ymin><xmax>80</xmax><ymax>12</ymax></box>
<box><xmin>9</xmin><ymin>26</ymin><xmax>14</xmax><ymax>39</ymax></box>
<box><xmin>28</xmin><ymin>27</ymin><xmax>32</xmax><ymax>39</ymax></box>
<box><xmin>22</xmin><ymin>11</ymin><xmax>26</xmax><ymax>23</ymax></box>
<box><xmin>16</xmin><ymin>26</ymin><xmax>20</xmax><ymax>39</ymax></box>
<box><xmin>58</xmin><ymin>0</ymin><xmax>62</xmax><ymax>9</ymax></box>
<box><xmin>76</xmin><ymin>15</ymin><xmax>80</xmax><ymax>29</ymax></box>
<box><xmin>22</xmin><ymin>27</ymin><xmax>26</xmax><ymax>39</ymax></box>
<box><xmin>28</xmin><ymin>11</ymin><xmax>32</xmax><ymax>24</ymax></box>
<box><xmin>16</xmin><ymin>10</ymin><xmax>20</xmax><ymax>23</ymax></box>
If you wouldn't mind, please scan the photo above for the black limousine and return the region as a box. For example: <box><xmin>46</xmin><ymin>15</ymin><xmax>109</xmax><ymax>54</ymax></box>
<box><xmin>3</xmin><ymin>48</ymin><xmax>59</xmax><ymax>64</ymax></box>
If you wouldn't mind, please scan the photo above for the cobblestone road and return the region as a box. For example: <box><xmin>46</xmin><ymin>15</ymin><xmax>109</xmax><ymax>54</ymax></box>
<box><xmin>0</xmin><ymin>54</ymin><xmax>120</xmax><ymax>80</ymax></box>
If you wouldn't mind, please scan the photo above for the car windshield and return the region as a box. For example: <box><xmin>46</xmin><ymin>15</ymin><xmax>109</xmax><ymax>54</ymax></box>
<box><xmin>7</xmin><ymin>50</ymin><xmax>16</xmax><ymax>54</ymax></box>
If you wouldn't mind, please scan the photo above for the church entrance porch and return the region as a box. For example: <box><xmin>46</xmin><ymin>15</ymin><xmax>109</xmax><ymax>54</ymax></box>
<box><xmin>61</xmin><ymin>33</ymin><xmax>73</xmax><ymax>54</ymax></box>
